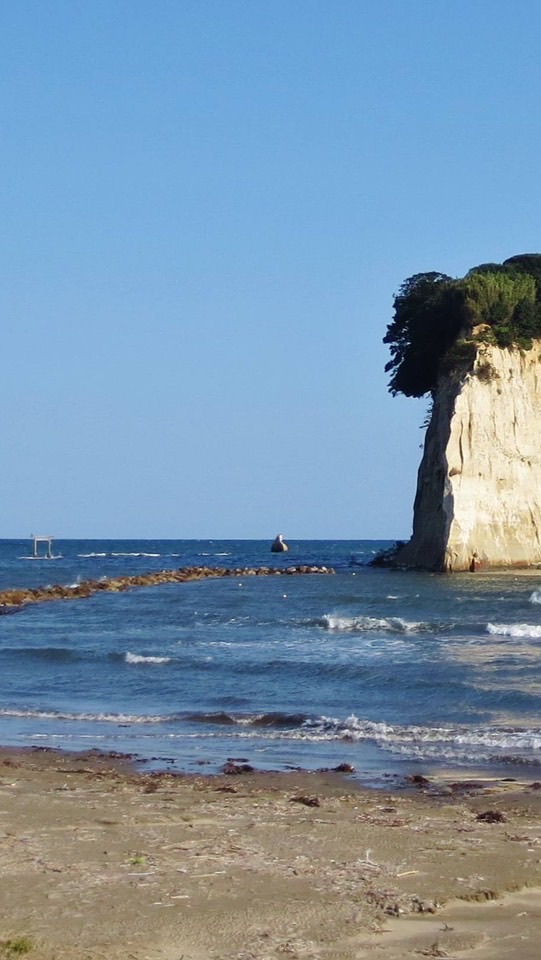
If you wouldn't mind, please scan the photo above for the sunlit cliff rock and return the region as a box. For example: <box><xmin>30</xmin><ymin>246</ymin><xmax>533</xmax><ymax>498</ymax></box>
<box><xmin>396</xmin><ymin>343</ymin><xmax>541</xmax><ymax>571</ymax></box>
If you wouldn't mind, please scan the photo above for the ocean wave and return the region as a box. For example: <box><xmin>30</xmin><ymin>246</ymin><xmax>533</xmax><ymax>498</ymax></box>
<box><xmin>292</xmin><ymin>714</ymin><xmax>509</xmax><ymax>747</ymax></box>
<box><xmin>0</xmin><ymin>707</ymin><xmax>307</xmax><ymax>730</ymax></box>
<box><xmin>296</xmin><ymin>714</ymin><xmax>541</xmax><ymax>759</ymax></box>
<box><xmin>300</xmin><ymin>715</ymin><xmax>457</xmax><ymax>743</ymax></box>
<box><xmin>455</xmin><ymin>729</ymin><xmax>541</xmax><ymax>750</ymax></box>
<box><xmin>487</xmin><ymin>622</ymin><xmax>541</xmax><ymax>639</ymax></box>
<box><xmin>318</xmin><ymin>614</ymin><xmax>429</xmax><ymax>633</ymax></box>
<box><xmin>530</xmin><ymin>591</ymin><xmax>541</xmax><ymax>605</ymax></box>
<box><xmin>124</xmin><ymin>651</ymin><xmax>171</xmax><ymax>664</ymax></box>
<box><xmin>78</xmin><ymin>552</ymin><xmax>162</xmax><ymax>559</ymax></box>
<box><xmin>0</xmin><ymin>708</ymin><xmax>170</xmax><ymax>723</ymax></box>
<box><xmin>160</xmin><ymin>713</ymin><xmax>541</xmax><ymax>767</ymax></box>
<box><xmin>112</xmin><ymin>552</ymin><xmax>161</xmax><ymax>558</ymax></box>
<box><xmin>185</xmin><ymin>711</ymin><xmax>309</xmax><ymax>728</ymax></box>
<box><xmin>199</xmin><ymin>552</ymin><xmax>232</xmax><ymax>557</ymax></box>
<box><xmin>3</xmin><ymin>705</ymin><xmax>541</xmax><ymax>767</ymax></box>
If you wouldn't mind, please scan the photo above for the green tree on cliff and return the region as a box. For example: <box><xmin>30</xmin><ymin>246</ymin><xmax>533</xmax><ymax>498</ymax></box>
<box><xmin>385</xmin><ymin>255</ymin><xmax>541</xmax><ymax>397</ymax></box>
<box><xmin>503</xmin><ymin>253</ymin><xmax>541</xmax><ymax>288</ymax></box>
<box><xmin>384</xmin><ymin>272</ymin><xmax>454</xmax><ymax>397</ymax></box>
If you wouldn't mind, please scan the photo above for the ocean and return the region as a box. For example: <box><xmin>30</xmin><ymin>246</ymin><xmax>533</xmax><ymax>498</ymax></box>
<box><xmin>2</xmin><ymin>538</ymin><xmax>541</xmax><ymax>784</ymax></box>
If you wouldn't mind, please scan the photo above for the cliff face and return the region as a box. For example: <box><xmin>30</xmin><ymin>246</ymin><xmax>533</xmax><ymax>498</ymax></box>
<box><xmin>397</xmin><ymin>343</ymin><xmax>541</xmax><ymax>571</ymax></box>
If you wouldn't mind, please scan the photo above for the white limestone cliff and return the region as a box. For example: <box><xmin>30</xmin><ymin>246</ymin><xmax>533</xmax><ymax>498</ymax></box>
<box><xmin>396</xmin><ymin>342</ymin><xmax>541</xmax><ymax>571</ymax></box>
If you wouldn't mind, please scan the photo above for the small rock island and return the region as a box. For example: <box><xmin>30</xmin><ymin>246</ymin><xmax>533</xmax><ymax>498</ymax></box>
<box><xmin>271</xmin><ymin>534</ymin><xmax>289</xmax><ymax>553</ymax></box>
<box><xmin>385</xmin><ymin>254</ymin><xmax>541</xmax><ymax>571</ymax></box>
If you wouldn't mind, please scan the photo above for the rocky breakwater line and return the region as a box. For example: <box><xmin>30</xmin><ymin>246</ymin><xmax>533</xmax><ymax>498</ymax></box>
<box><xmin>0</xmin><ymin>564</ymin><xmax>334</xmax><ymax>614</ymax></box>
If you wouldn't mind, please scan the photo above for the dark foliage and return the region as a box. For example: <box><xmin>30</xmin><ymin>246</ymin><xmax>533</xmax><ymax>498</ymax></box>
<box><xmin>385</xmin><ymin>254</ymin><xmax>541</xmax><ymax>397</ymax></box>
<box><xmin>466</xmin><ymin>262</ymin><xmax>508</xmax><ymax>276</ymax></box>
<box><xmin>439</xmin><ymin>339</ymin><xmax>477</xmax><ymax>378</ymax></box>
<box><xmin>383</xmin><ymin>272</ymin><xmax>456</xmax><ymax>397</ymax></box>
<box><xmin>503</xmin><ymin>254</ymin><xmax>541</xmax><ymax>291</ymax></box>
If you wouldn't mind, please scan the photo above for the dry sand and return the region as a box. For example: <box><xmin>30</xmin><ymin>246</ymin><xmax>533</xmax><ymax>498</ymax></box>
<box><xmin>2</xmin><ymin>748</ymin><xmax>541</xmax><ymax>960</ymax></box>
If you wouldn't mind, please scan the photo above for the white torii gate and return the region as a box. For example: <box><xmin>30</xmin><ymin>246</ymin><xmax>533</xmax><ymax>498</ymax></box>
<box><xmin>31</xmin><ymin>535</ymin><xmax>54</xmax><ymax>559</ymax></box>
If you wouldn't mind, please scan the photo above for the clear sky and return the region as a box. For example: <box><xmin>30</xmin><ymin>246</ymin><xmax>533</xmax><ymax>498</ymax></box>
<box><xmin>2</xmin><ymin>0</ymin><xmax>540</xmax><ymax>539</ymax></box>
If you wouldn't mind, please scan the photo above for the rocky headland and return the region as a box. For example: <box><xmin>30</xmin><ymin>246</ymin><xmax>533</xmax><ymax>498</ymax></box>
<box><xmin>397</xmin><ymin>342</ymin><xmax>541</xmax><ymax>571</ymax></box>
<box><xmin>384</xmin><ymin>255</ymin><xmax>541</xmax><ymax>571</ymax></box>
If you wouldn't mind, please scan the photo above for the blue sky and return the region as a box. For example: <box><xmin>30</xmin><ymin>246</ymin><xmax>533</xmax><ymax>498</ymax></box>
<box><xmin>2</xmin><ymin>0</ymin><xmax>540</xmax><ymax>539</ymax></box>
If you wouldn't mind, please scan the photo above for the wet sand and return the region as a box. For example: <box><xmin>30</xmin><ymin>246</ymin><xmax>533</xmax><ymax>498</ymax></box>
<box><xmin>2</xmin><ymin>748</ymin><xmax>541</xmax><ymax>959</ymax></box>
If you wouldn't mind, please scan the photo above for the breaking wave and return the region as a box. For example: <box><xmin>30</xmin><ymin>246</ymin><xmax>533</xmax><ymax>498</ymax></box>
<box><xmin>185</xmin><ymin>711</ymin><xmax>309</xmax><ymax>728</ymax></box>
<box><xmin>2</xmin><ymin>705</ymin><xmax>541</xmax><ymax>767</ymax></box>
<box><xmin>299</xmin><ymin>714</ymin><xmax>541</xmax><ymax>747</ymax></box>
<box><xmin>124</xmin><ymin>651</ymin><xmax>171</xmax><ymax>664</ymax></box>
<box><xmin>292</xmin><ymin>715</ymin><xmax>541</xmax><ymax>765</ymax></box>
<box><xmin>77</xmin><ymin>552</ymin><xmax>175</xmax><ymax>558</ymax></box>
<box><xmin>487</xmin><ymin>622</ymin><xmax>541</xmax><ymax>639</ymax></box>
<box><xmin>76</xmin><ymin>550</ymin><xmax>184</xmax><ymax>560</ymax></box>
<box><xmin>317</xmin><ymin>614</ymin><xmax>429</xmax><ymax>633</ymax></box>
<box><xmin>0</xmin><ymin>708</ymin><xmax>170</xmax><ymax>723</ymax></box>
<box><xmin>0</xmin><ymin>708</ymin><xmax>307</xmax><ymax>730</ymax></box>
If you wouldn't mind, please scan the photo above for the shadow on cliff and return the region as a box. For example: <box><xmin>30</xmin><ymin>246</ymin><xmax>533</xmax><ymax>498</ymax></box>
<box><xmin>374</xmin><ymin>380</ymin><xmax>462</xmax><ymax>572</ymax></box>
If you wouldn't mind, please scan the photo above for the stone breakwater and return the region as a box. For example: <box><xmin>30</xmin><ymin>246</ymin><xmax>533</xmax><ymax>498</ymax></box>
<box><xmin>0</xmin><ymin>564</ymin><xmax>334</xmax><ymax>614</ymax></box>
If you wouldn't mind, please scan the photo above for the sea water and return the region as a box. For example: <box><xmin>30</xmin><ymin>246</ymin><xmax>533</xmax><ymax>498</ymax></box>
<box><xmin>2</xmin><ymin>538</ymin><xmax>541</xmax><ymax>782</ymax></box>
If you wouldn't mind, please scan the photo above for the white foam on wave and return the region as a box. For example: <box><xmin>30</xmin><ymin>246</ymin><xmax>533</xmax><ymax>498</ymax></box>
<box><xmin>0</xmin><ymin>707</ymin><xmax>168</xmax><ymax>723</ymax></box>
<box><xmin>320</xmin><ymin>614</ymin><xmax>426</xmax><ymax>633</ymax></box>
<box><xmin>293</xmin><ymin>714</ymin><xmax>541</xmax><ymax>761</ymax></box>
<box><xmin>455</xmin><ymin>729</ymin><xmax>541</xmax><ymax>750</ymax></box>
<box><xmin>78</xmin><ymin>551</ymin><xmax>167</xmax><ymax>558</ymax></box>
<box><xmin>487</xmin><ymin>622</ymin><xmax>541</xmax><ymax>639</ymax></box>
<box><xmin>112</xmin><ymin>552</ymin><xmax>160</xmax><ymax>558</ymax></box>
<box><xmin>301</xmin><ymin>715</ymin><xmax>458</xmax><ymax>743</ymax></box>
<box><xmin>66</xmin><ymin>576</ymin><xmax>83</xmax><ymax>589</ymax></box>
<box><xmin>125</xmin><ymin>651</ymin><xmax>171</xmax><ymax>664</ymax></box>
<box><xmin>530</xmin><ymin>590</ymin><xmax>541</xmax><ymax>605</ymax></box>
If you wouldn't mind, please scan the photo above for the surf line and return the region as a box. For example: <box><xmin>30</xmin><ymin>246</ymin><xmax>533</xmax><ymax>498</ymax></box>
<box><xmin>0</xmin><ymin>565</ymin><xmax>334</xmax><ymax>614</ymax></box>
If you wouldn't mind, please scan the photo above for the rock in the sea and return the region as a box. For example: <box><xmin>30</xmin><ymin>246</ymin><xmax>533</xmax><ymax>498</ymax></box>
<box><xmin>396</xmin><ymin>343</ymin><xmax>541</xmax><ymax>571</ymax></box>
<box><xmin>271</xmin><ymin>534</ymin><xmax>289</xmax><ymax>553</ymax></box>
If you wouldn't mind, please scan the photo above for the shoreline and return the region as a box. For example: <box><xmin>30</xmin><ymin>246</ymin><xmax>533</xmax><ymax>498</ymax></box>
<box><xmin>4</xmin><ymin>710</ymin><xmax>541</xmax><ymax>783</ymax></box>
<box><xmin>6</xmin><ymin>727</ymin><xmax>541</xmax><ymax>785</ymax></box>
<box><xmin>3</xmin><ymin>745</ymin><xmax>541</xmax><ymax>959</ymax></box>
<box><xmin>7</xmin><ymin>740</ymin><xmax>541</xmax><ymax>791</ymax></box>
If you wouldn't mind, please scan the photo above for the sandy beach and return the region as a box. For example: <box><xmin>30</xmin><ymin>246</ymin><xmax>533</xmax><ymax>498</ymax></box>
<box><xmin>2</xmin><ymin>749</ymin><xmax>541</xmax><ymax>959</ymax></box>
